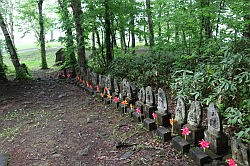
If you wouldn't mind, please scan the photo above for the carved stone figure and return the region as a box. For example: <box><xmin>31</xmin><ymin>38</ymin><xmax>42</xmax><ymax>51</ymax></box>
<box><xmin>174</xmin><ymin>97</ymin><xmax>186</xmax><ymax>123</ymax></box>
<box><xmin>157</xmin><ymin>88</ymin><xmax>168</xmax><ymax>113</ymax></box>
<box><xmin>187</xmin><ymin>101</ymin><xmax>202</xmax><ymax>127</ymax></box>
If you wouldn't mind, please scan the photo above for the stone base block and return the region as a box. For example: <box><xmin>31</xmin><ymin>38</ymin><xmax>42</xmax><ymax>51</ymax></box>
<box><xmin>132</xmin><ymin>112</ymin><xmax>144</xmax><ymax>123</ymax></box>
<box><xmin>144</xmin><ymin>105</ymin><xmax>157</xmax><ymax>119</ymax></box>
<box><xmin>157</xmin><ymin>126</ymin><xmax>172</xmax><ymax>142</ymax></box>
<box><xmin>172</xmin><ymin>136</ymin><xmax>190</xmax><ymax>154</ymax></box>
<box><xmin>83</xmin><ymin>86</ymin><xmax>94</xmax><ymax>95</ymax></box>
<box><xmin>173</xmin><ymin>121</ymin><xmax>185</xmax><ymax>136</ymax></box>
<box><xmin>135</xmin><ymin>101</ymin><xmax>145</xmax><ymax>114</ymax></box>
<box><xmin>143</xmin><ymin>118</ymin><xmax>157</xmax><ymax>131</ymax></box>
<box><xmin>120</xmin><ymin>106</ymin><xmax>128</xmax><ymax>114</ymax></box>
<box><xmin>156</xmin><ymin>111</ymin><xmax>171</xmax><ymax>127</ymax></box>
<box><xmin>205</xmin><ymin>131</ymin><xmax>228</xmax><ymax>155</ymax></box>
<box><xmin>205</xmin><ymin>149</ymin><xmax>223</xmax><ymax>161</ymax></box>
<box><xmin>189</xmin><ymin>147</ymin><xmax>211</xmax><ymax>166</ymax></box>
<box><xmin>184</xmin><ymin>124</ymin><xmax>205</xmax><ymax>146</ymax></box>
<box><xmin>104</xmin><ymin>98</ymin><xmax>111</xmax><ymax>104</ymax></box>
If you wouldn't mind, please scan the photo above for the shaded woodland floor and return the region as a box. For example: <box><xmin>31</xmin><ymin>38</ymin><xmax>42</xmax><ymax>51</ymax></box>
<box><xmin>0</xmin><ymin>70</ymin><xmax>197</xmax><ymax>166</ymax></box>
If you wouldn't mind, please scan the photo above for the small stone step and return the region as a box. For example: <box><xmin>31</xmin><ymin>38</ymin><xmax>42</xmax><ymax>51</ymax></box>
<box><xmin>143</xmin><ymin>118</ymin><xmax>157</xmax><ymax>131</ymax></box>
<box><xmin>171</xmin><ymin>136</ymin><xmax>190</xmax><ymax>154</ymax></box>
<box><xmin>189</xmin><ymin>147</ymin><xmax>211</xmax><ymax>166</ymax></box>
<box><xmin>157</xmin><ymin>126</ymin><xmax>172</xmax><ymax>142</ymax></box>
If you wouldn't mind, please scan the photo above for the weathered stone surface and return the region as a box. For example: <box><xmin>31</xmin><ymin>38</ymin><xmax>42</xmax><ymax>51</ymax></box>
<box><xmin>120</xmin><ymin>151</ymin><xmax>134</xmax><ymax>159</ymax></box>
<box><xmin>105</xmin><ymin>75</ymin><xmax>113</xmax><ymax>92</ymax></box>
<box><xmin>231</xmin><ymin>137</ymin><xmax>250</xmax><ymax>166</ymax></box>
<box><xmin>207</xmin><ymin>103</ymin><xmax>222</xmax><ymax>135</ymax></box>
<box><xmin>174</xmin><ymin>97</ymin><xmax>186</xmax><ymax>124</ymax></box>
<box><xmin>144</xmin><ymin>105</ymin><xmax>157</xmax><ymax>119</ymax></box>
<box><xmin>145</xmin><ymin>86</ymin><xmax>155</xmax><ymax>106</ymax></box>
<box><xmin>113</xmin><ymin>79</ymin><xmax>120</xmax><ymax>96</ymax></box>
<box><xmin>184</xmin><ymin>124</ymin><xmax>205</xmax><ymax>146</ymax></box>
<box><xmin>187</xmin><ymin>101</ymin><xmax>202</xmax><ymax>127</ymax></box>
<box><xmin>156</xmin><ymin>111</ymin><xmax>171</xmax><ymax>127</ymax></box>
<box><xmin>135</xmin><ymin>101</ymin><xmax>144</xmax><ymax>114</ymax></box>
<box><xmin>205</xmin><ymin>102</ymin><xmax>228</xmax><ymax>155</ymax></box>
<box><xmin>157</xmin><ymin>126</ymin><xmax>172</xmax><ymax>142</ymax></box>
<box><xmin>132</xmin><ymin>112</ymin><xmax>144</xmax><ymax>123</ymax></box>
<box><xmin>173</xmin><ymin>121</ymin><xmax>185</xmax><ymax>136</ymax></box>
<box><xmin>0</xmin><ymin>154</ymin><xmax>8</xmax><ymax>166</ymax></box>
<box><xmin>143</xmin><ymin>118</ymin><xmax>157</xmax><ymax>131</ymax></box>
<box><xmin>138</xmin><ymin>87</ymin><xmax>146</xmax><ymax>103</ymax></box>
<box><xmin>157</xmin><ymin>88</ymin><xmax>168</xmax><ymax>113</ymax></box>
<box><xmin>121</xmin><ymin>78</ymin><xmax>127</xmax><ymax>97</ymax></box>
<box><xmin>189</xmin><ymin>147</ymin><xmax>211</xmax><ymax>166</ymax></box>
<box><xmin>171</xmin><ymin>136</ymin><xmax>190</xmax><ymax>154</ymax></box>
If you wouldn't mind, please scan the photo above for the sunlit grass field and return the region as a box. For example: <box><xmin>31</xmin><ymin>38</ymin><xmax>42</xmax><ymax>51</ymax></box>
<box><xmin>3</xmin><ymin>42</ymin><xmax>62</xmax><ymax>76</ymax></box>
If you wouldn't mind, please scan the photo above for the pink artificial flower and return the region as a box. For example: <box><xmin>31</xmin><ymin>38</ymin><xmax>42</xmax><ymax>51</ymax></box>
<box><xmin>76</xmin><ymin>75</ymin><xmax>80</xmax><ymax>80</ymax></box>
<box><xmin>227</xmin><ymin>158</ymin><xmax>237</xmax><ymax>166</ymax></box>
<box><xmin>89</xmin><ymin>85</ymin><xmax>93</xmax><ymax>89</ymax></box>
<box><xmin>67</xmin><ymin>73</ymin><xmax>71</xmax><ymax>78</ymax></box>
<box><xmin>198</xmin><ymin>139</ymin><xmax>210</xmax><ymax>151</ymax></box>
<box><xmin>96</xmin><ymin>85</ymin><xmax>99</xmax><ymax>91</ymax></box>
<box><xmin>136</xmin><ymin>108</ymin><xmax>141</xmax><ymax>114</ymax></box>
<box><xmin>113</xmin><ymin>97</ymin><xmax>119</xmax><ymax>103</ymax></box>
<box><xmin>152</xmin><ymin>112</ymin><xmax>157</xmax><ymax>119</ymax></box>
<box><xmin>104</xmin><ymin>87</ymin><xmax>108</xmax><ymax>93</ymax></box>
<box><xmin>181</xmin><ymin>127</ymin><xmax>191</xmax><ymax>136</ymax></box>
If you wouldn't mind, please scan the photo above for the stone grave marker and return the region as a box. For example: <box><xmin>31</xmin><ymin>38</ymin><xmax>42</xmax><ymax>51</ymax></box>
<box><xmin>173</xmin><ymin>97</ymin><xmax>187</xmax><ymax>135</ymax></box>
<box><xmin>133</xmin><ymin>87</ymin><xmax>146</xmax><ymax>123</ymax></box>
<box><xmin>143</xmin><ymin>86</ymin><xmax>157</xmax><ymax>131</ymax></box>
<box><xmin>204</xmin><ymin>102</ymin><xmax>228</xmax><ymax>155</ymax></box>
<box><xmin>184</xmin><ymin>101</ymin><xmax>204</xmax><ymax>145</ymax></box>
<box><xmin>113</xmin><ymin>79</ymin><xmax>120</xmax><ymax>97</ymax></box>
<box><xmin>121</xmin><ymin>78</ymin><xmax>127</xmax><ymax>99</ymax></box>
<box><xmin>231</xmin><ymin>137</ymin><xmax>250</xmax><ymax>166</ymax></box>
<box><xmin>156</xmin><ymin>88</ymin><xmax>171</xmax><ymax>127</ymax></box>
<box><xmin>91</xmin><ymin>72</ymin><xmax>98</xmax><ymax>86</ymax></box>
<box><xmin>125</xmin><ymin>81</ymin><xmax>137</xmax><ymax>117</ymax></box>
<box><xmin>105</xmin><ymin>75</ymin><xmax>113</xmax><ymax>93</ymax></box>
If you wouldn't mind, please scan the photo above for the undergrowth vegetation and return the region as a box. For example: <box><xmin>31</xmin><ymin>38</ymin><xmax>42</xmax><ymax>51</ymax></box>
<box><xmin>88</xmin><ymin>42</ymin><xmax>250</xmax><ymax>143</ymax></box>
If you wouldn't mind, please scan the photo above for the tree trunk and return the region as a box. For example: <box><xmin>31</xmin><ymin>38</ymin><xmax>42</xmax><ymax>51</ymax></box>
<box><xmin>92</xmin><ymin>31</ymin><xmax>96</xmax><ymax>56</ymax></box>
<box><xmin>143</xmin><ymin>24</ymin><xmax>148</xmax><ymax>46</ymax></box>
<box><xmin>130</xmin><ymin>15</ymin><xmax>135</xmax><ymax>54</ymax></box>
<box><xmin>38</xmin><ymin>0</ymin><xmax>48</xmax><ymax>69</ymax></box>
<box><xmin>0</xmin><ymin>12</ymin><xmax>25</xmax><ymax>79</ymax></box>
<box><xmin>71</xmin><ymin>0</ymin><xmax>87</xmax><ymax>75</ymax></box>
<box><xmin>201</xmin><ymin>0</ymin><xmax>212</xmax><ymax>40</ymax></box>
<box><xmin>104</xmin><ymin>0</ymin><xmax>112</xmax><ymax>65</ymax></box>
<box><xmin>146</xmin><ymin>0</ymin><xmax>154</xmax><ymax>47</ymax></box>
<box><xmin>58</xmin><ymin>0</ymin><xmax>77</xmax><ymax>76</ymax></box>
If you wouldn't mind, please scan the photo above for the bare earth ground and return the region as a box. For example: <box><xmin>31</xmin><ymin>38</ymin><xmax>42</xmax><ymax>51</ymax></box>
<box><xmin>0</xmin><ymin>70</ymin><xmax>197</xmax><ymax>166</ymax></box>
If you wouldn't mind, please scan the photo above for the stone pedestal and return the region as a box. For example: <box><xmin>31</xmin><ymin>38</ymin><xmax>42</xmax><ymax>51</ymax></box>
<box><xmin>173</xmin><ymin>121</ymin><xmax>185</xmax><ymax>136</ymax></box>
<box><xmin>231</xmin><ymin>137</ymin><xmax>250</xmax><ymax>166</ymax></box>
<box><xmin>144</xmin><ymin>105</ymin><xmax>157</xmax><ymax>119</ymax></box>
<box><xmin>143</xmin><ymin>118</ymin><xmax>157</xmax><ymax>131</ymax></box>
<box><xmin>104</xmin><ymin>98</ymin><xmax>111</xmax><ymax>104</ymax></box>
<box><xmin>157</xmin><ymin>126</ymin><xmax>171</xmax><ymax>142</ymax></box>
<box><xmin>172</xmin><ymin>136</ymin><xmax>190</xmax><ymax>154</ymax></box>
<box><xmin>125</xmin><ymin>97</ymin><xmax>137</xmax><ymax>106</ymax></box>
<box><xmin>189</xmin><ymin>147</ymin><xmax>211</xmax><ymax>166</ymax></box>
<box><xmin>135</xmin><ymin>101</ymin><xmax>145</xmax><ymax>114</ymax></box>
<box><xmin>132</xmin><ymin>112</ymin><xmax>144</xmax><ymax>123</ymax></box>
<box><xmin>184</xmin><ymin>124</ymin><xmax>205</xmax><ymax>146</ymax></box>
<box><xmin>205</xmin><ymin>149</ymin><xmax>223</xmax><ymax>161</ymax></box>
<box><xmin>156</xmin><ymin>111</ymin><xmax>171</xmax><ymax>127</ymax></box>
<box><xmin>204</xmin><ymin>131</ymin><xmax>228</xmax><ymax>155</ymax></box>
<box><xmin>120</xmin><ymin>106</ymin><xmax>128</xmax><ymax>114</ymax></box>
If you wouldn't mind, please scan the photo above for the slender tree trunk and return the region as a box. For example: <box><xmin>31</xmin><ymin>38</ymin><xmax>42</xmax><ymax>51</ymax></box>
<box><xmin>201</xmin><ymin>0</ymin><xmax>212</xmax><ymax>40</ymax></box>
<box><xmin>58</xmin><ymin>0</ymin><xmax>77</xmax><ymax>76</ymax></box>
<box><xmin>96</xmin><ymin>29</ymin><xmax>102</xmax><ymax>49</ymax></box>
<box><xmin>92</xmin><ymin>31</ymin><xmax>96</xmax><ymax>56</ymax></box>
<box><xmin>104</xmin><ymin>0</ymin><xmax>112</xmax><ymax>65</ymax></box>
<box><xmin>130</xmin><ymin>14</ymin><xmax>135</xmax><ymax>54</ymax></box>
<box><xmin>146</xmin><ymin>0</ymin><xmax>154</xmax><ymax>47</ymax></box>
<box><xmin>71</xmin><ymin>0</ymin><xmax>87</xmax><ymax>75</ymax></box>
<box><xmin>0</xmin><ymin>12</ymin><xmax>25</xmax><ymax>79</ymax></box>
<box><xmin>38</xmin><ymin>0</ymin><xmax>48</xmax><ymax>69</ymax></box>
<box><xmin>143</xmin><ymin>23</ymin><xmax>148</xmax><ymax>46</ymax></box>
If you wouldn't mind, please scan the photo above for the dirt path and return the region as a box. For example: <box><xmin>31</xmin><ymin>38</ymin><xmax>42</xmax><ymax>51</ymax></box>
<box><xmin>0</xmin><ymin>72</ymin><xmax>197</xmax><ymax>166</ymax></box>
